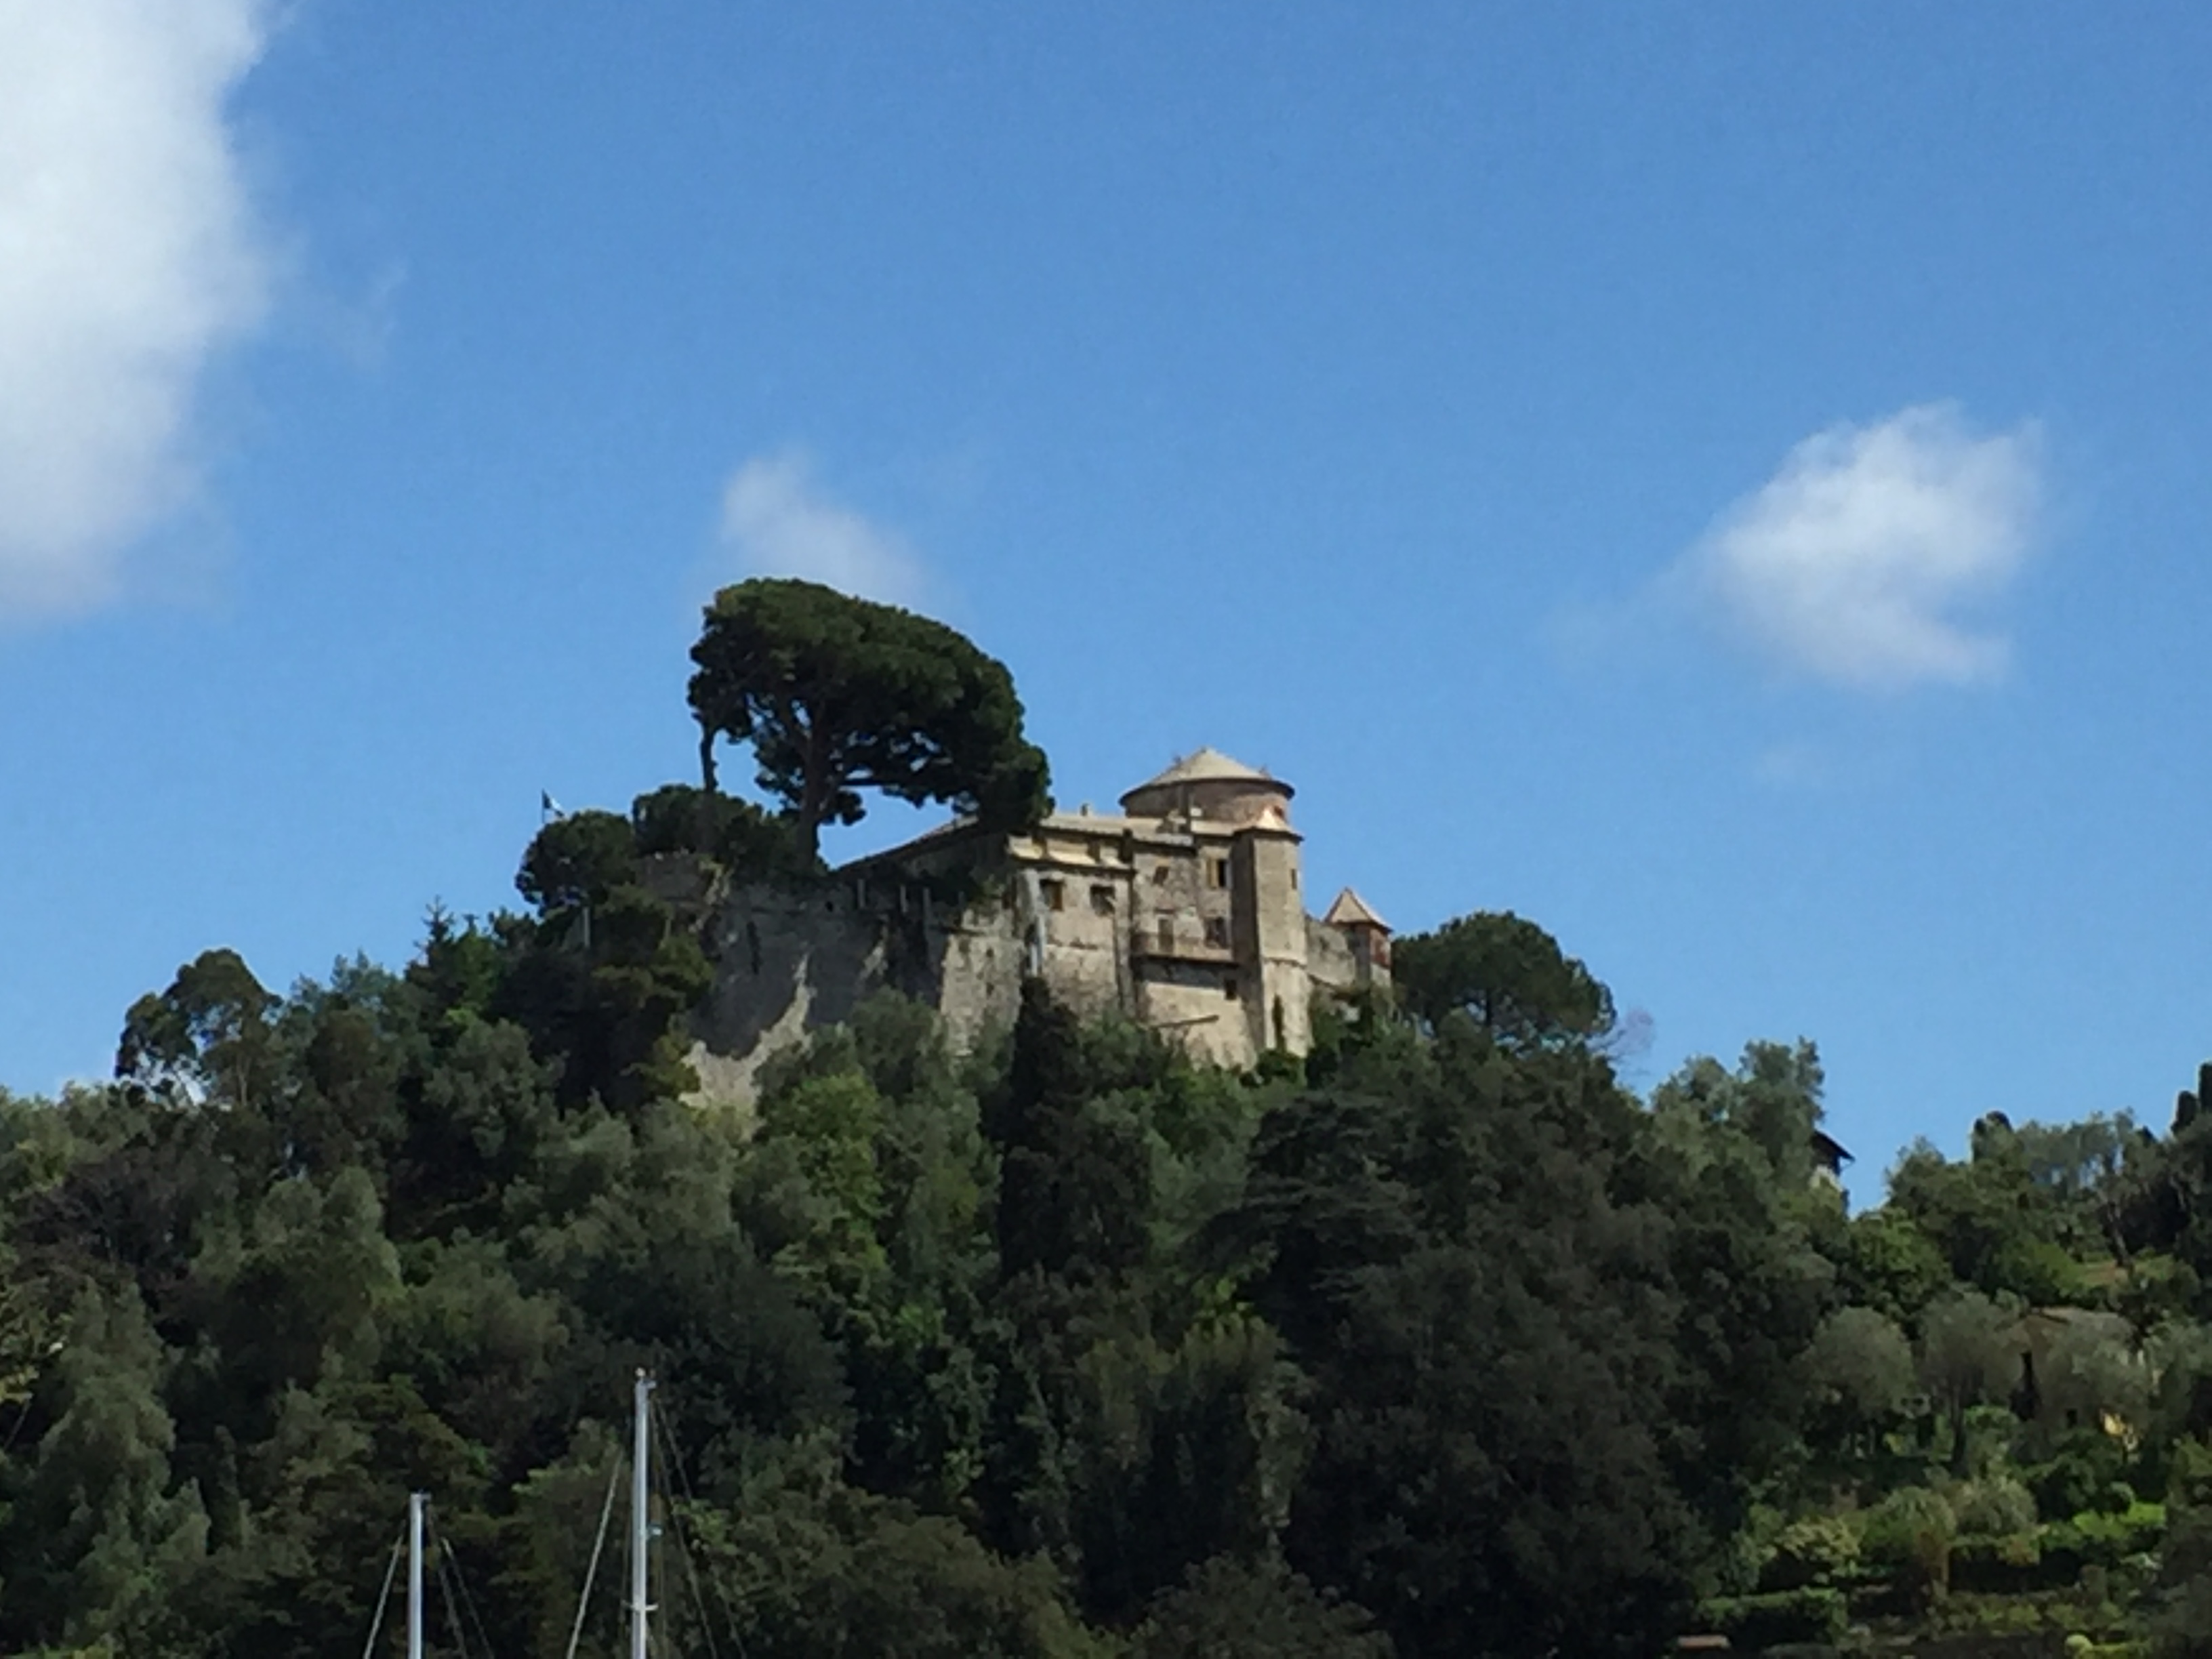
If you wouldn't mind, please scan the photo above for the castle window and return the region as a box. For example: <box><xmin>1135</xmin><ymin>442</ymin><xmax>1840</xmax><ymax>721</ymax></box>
<box><xmin>1223</xmin><ymin>976</ymin><xmax>1240</xmax><ymax>1000</ymax></box>
<box><xmin>1203</xmin><ymin>915</ymin><xmax>1229</xmax><ymax>947</ymax></box>
<box><xmin>1090</xmin><ymin>884</ymin><xmax>1115</xmax><ymax>915</ymax></box>
<box><xmin>1157</xmin><ymin>918</ymin><xmax>1174</xmax><ymax>952</ymax></box>
<box><xmin>1041</xmin><ymin>879</ymin><xmax>1065</xmax><ymax>912</ymax></box>
<box><xmin>1290</xmin><ymin>868</ymin><xmax>1298</xmax><ymax>890</ymax></box>
<box><xmin>1153</xmin><ymin>864</ymin><xmax>1171</xmax><ymax>886</ymax></box>
<box><xmin>1209</xmin><ymin>858</ymin><xmax>1229</xmax><ymax>889</ymax></box>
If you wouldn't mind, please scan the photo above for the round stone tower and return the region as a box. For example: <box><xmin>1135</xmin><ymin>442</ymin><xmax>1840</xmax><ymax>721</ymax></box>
<box><xmin>1118</xmin><ymin>747</ymin><xmax>1294</xmax><ymax>827</ymax></box>
<box><xmin>1122</xmin><ymin>749</ymin><xmax>1309</xmax><ymax>1059</ymax></box>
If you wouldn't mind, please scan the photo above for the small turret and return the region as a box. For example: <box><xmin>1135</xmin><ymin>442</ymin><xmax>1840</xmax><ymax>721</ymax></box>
<box><xmin>1323</xmin><ymin>887</ymin><xmax>1391</xmax><ymax>985</ymax></box>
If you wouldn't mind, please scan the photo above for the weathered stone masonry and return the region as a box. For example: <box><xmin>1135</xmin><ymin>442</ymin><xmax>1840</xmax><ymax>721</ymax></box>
<box><xmin>680</xmin><ymin>748</ymin><xmax>1390</xmax><ymax>1105</ymax></box>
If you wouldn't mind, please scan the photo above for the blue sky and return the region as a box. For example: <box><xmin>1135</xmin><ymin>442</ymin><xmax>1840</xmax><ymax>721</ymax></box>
<box><xmin>5</xmin><ymin>2</ymin><xmax>2211</xmax><ymax>1194</ymax></box>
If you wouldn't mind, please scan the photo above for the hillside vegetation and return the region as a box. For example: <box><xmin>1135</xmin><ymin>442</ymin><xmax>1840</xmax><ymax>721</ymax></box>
<box><xmin>7</xmin><ymin>586</ymin><xmax>2212</xmax><ymax>1658</ymax></box>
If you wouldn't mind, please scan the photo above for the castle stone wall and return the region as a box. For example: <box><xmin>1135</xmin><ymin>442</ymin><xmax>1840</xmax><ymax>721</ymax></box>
<box><xmin>1305</xmin><ymin>915</ymin><xmax>1359</xmax><ymax>994</ymax></box>
<box><xmin>681</xmin><ymin>752</ymin><xmax>1389</xmax><ymax>1106</ymax></box>
<box><xmin>684</xmin><ymin>872</ymin><xmax>1027</xmax><ymax>1109</ymax></box>
<box><xmin>1134</xmin><ymin>959</ymin><xmax>1252</xmax><ymax>1068</ymax></box>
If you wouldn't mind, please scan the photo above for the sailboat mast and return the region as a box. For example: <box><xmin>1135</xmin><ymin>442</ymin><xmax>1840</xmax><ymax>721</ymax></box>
<box><xmin>630</xmin><ymin>1372</ymin><xmax>656</xmax><ymax>1659</ymax></box>
<box><xmin>407</xmin><ymin>1491</ymin><xmax>426</xmax><ymax>1659</ymax></box>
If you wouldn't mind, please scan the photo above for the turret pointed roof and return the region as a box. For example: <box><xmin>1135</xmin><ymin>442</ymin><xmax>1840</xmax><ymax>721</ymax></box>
<box><xmin>1124</xmin><ymin>746</ymin><xmax>1291</xmax><ymax>798</ymax></box>
<box><xmin>1324</xmin><ymin>888</ymin><xmax>1389</xmax><ymax>932</ymax></box>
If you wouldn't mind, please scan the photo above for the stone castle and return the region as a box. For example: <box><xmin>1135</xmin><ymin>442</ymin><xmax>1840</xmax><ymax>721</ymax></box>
<box><xmin>682</xmin><ymin>748</ymin><xmax>1390</xmax><ymax>1101</ymax></box>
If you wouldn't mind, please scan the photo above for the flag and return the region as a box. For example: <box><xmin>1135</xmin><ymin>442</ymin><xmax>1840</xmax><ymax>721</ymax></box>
<box><xmin>541</xmin><ymin>791</ymin><xmax>562</xmax><ymax>821</ymax></box>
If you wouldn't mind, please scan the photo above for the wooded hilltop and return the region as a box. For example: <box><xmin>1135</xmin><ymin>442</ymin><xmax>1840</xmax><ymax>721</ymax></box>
<box><xmin>5</xmin><ymin>583</ymin><xmax>2212</xmax><ymax>1658</ymax></box>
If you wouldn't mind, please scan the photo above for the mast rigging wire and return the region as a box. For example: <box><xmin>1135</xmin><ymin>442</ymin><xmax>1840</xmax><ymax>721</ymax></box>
<box><xmin>359</xmin><ymin>1517</ymin><xmax>407</xmax><ymax>1659</ymax></box>
<box><xmin>435</xmin><ymin>1532</ymin><xmax>474</xmax><ymax>1659</ymax></box>
<box><xmin>649</xmin><ymin>1405</ymin><xmax>724</xmax><ymax>1659</ymax></box>
<box><xmin>652</xmin><ymin>1391</ymin><xmax>753</xmax><ymax>1659</ymax></box>
<box><xmin>438</xmin><ymin>1510</ymin><xmax>502</xmax><ymax>1659</ymax></box>
<box><xmin>563</xmin><ymin>1450</ymin><xmax>624</xmax><ymax>1659</ymax></box>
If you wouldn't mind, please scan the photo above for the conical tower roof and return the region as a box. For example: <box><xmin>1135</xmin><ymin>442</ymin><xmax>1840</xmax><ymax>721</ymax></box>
<box><xmin>1323</xmin><ymin>887</ymin><xmax>1389</xmax><ymax>931</ymax></box>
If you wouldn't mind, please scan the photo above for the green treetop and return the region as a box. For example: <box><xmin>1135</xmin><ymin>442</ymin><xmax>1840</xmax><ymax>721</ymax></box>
<box><xmin>688</xmin><ymin>578</ymin><xmax>1051</xmax><ymax>863</ymax></box>
<box><xmin>1390</xmin><ymin>909</ymin><xmax>1614</xmax><ymax>1049</ymax></box>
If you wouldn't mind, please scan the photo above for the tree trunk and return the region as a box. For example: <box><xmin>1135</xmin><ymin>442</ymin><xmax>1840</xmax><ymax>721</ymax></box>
<box><xmin>794</xmin><ymin>721</ymin><xmax>830</xmax><ymax>865</ymax></box>
<box><xmin>697</xmin><ymin>721</ymin><xmax>719</xmax><ymax>794</ymax></box>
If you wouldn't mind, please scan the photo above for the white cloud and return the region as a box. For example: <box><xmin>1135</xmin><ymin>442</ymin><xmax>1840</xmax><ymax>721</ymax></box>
<box><xmin>718</xmin><ymin>451</ymin><xmax>927</xmax><ymax>606</ymax></box>
<box><xmin>0</xmin><ymin>0</ymin><xmax>274</xmax><ymax>620</ymax></box>
<box><xmin>1684</xmin><ymin>404</ymin><xmax>2042</xmax><ymax>691</ymax></box>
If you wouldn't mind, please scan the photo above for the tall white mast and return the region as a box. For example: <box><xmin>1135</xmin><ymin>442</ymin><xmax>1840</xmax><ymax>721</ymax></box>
<box><xmin>630</xmin><ymin>1372</ymin><xmax>656</xmax><ymax>1659</ymax></box>
<box><xmin>407</xmin><ymin>1491</ymin><xmax>426</xmax><ymax>1659</ymax></box>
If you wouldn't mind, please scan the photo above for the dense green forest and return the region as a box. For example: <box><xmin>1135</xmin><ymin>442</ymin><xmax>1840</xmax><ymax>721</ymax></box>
<box><xmin>7</xmin><ymin>583</ymin><xmax>2212</xmax><ymax>1657</ymax></box>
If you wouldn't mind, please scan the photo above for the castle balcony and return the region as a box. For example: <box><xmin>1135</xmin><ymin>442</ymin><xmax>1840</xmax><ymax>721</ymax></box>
<box><xmin>1130</xmin><ymin>920</ymin><xmax>1236</xmax><ymax>966</ymax></box>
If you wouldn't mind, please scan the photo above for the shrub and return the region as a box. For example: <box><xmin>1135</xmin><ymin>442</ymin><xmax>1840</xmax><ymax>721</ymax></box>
<box><xmin>2042</xmin><ymin>1501</ymin><xmax>2166</xmax><ymax>1580</ymax></box>
<box><xmin>1948</xmin><ymin>1531</ymin><xmax>2049</xmax><ymax>1595</ymax></box>
<box><xmin>1132</xmin><ymin>1556</ymin><xmax>1391</xmax><ymax>1658</ymax></box>
<box><xmin>1934</xmin><ymin>1595</ymin><xmax>2045</xmax><ymax>1637</ymax></box>
<box><xmin>1860</xmin><ymin>1485</ymin><xmax>1955</xmax><ymax>1605</ymax></box>
<box><xmin>1960</xmin><ymin>1402</ymin><xmax>2026</xmax><ymax>1479</ymax></box>
<box><xmin>1990</xmin><ymin>1235</ymin><xmax>2089</xmax><ymax>1305</ymax></box>
<box><xmin>1952</xmin><ymin>1474</ymin><xmax>2039</xmax><ymax>1538</ymax></box>
<box><xmin>2024</xmin><ymin>1429</ymin><xmax>2133</xmax><ymax>1519</ymax></box>
<box><xmin>1712</xmin><ymin>1505</ymin><xmax>1786</xmax><ymax>1597</ymax></box>
<box><xmin>517</xmin><ymin>809</ymin><xmax>637</xmax><ymax>912</ymax></box>
<box><xmin>2170</xmin><ymin>1439</ymin><xmax>2212</xmax><ymax>1509</ymax></box>
<box><xmin>1700</xmin><ymin>1588</ymin><xmax>1849</xmax><ymax>1651</ymax></box>
<box><xmin>632</xmin><ymin>782</ymin><xmax>717</xmax><ymax>856</ymax></box>
<box><xmin>630</xmin><ymin>783</ymin><xmax>811</xmax><ymax>878</ymax></box>
<box><xmin>2153</xmin><ymin>1500</ymin><xmax>2212</xmax><ymax>1657</ymax></box>
<box><xmin>1761</xmin><ymin>1515</ymin><xmax>1860</xmax><ymax>1591</ymax></box>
